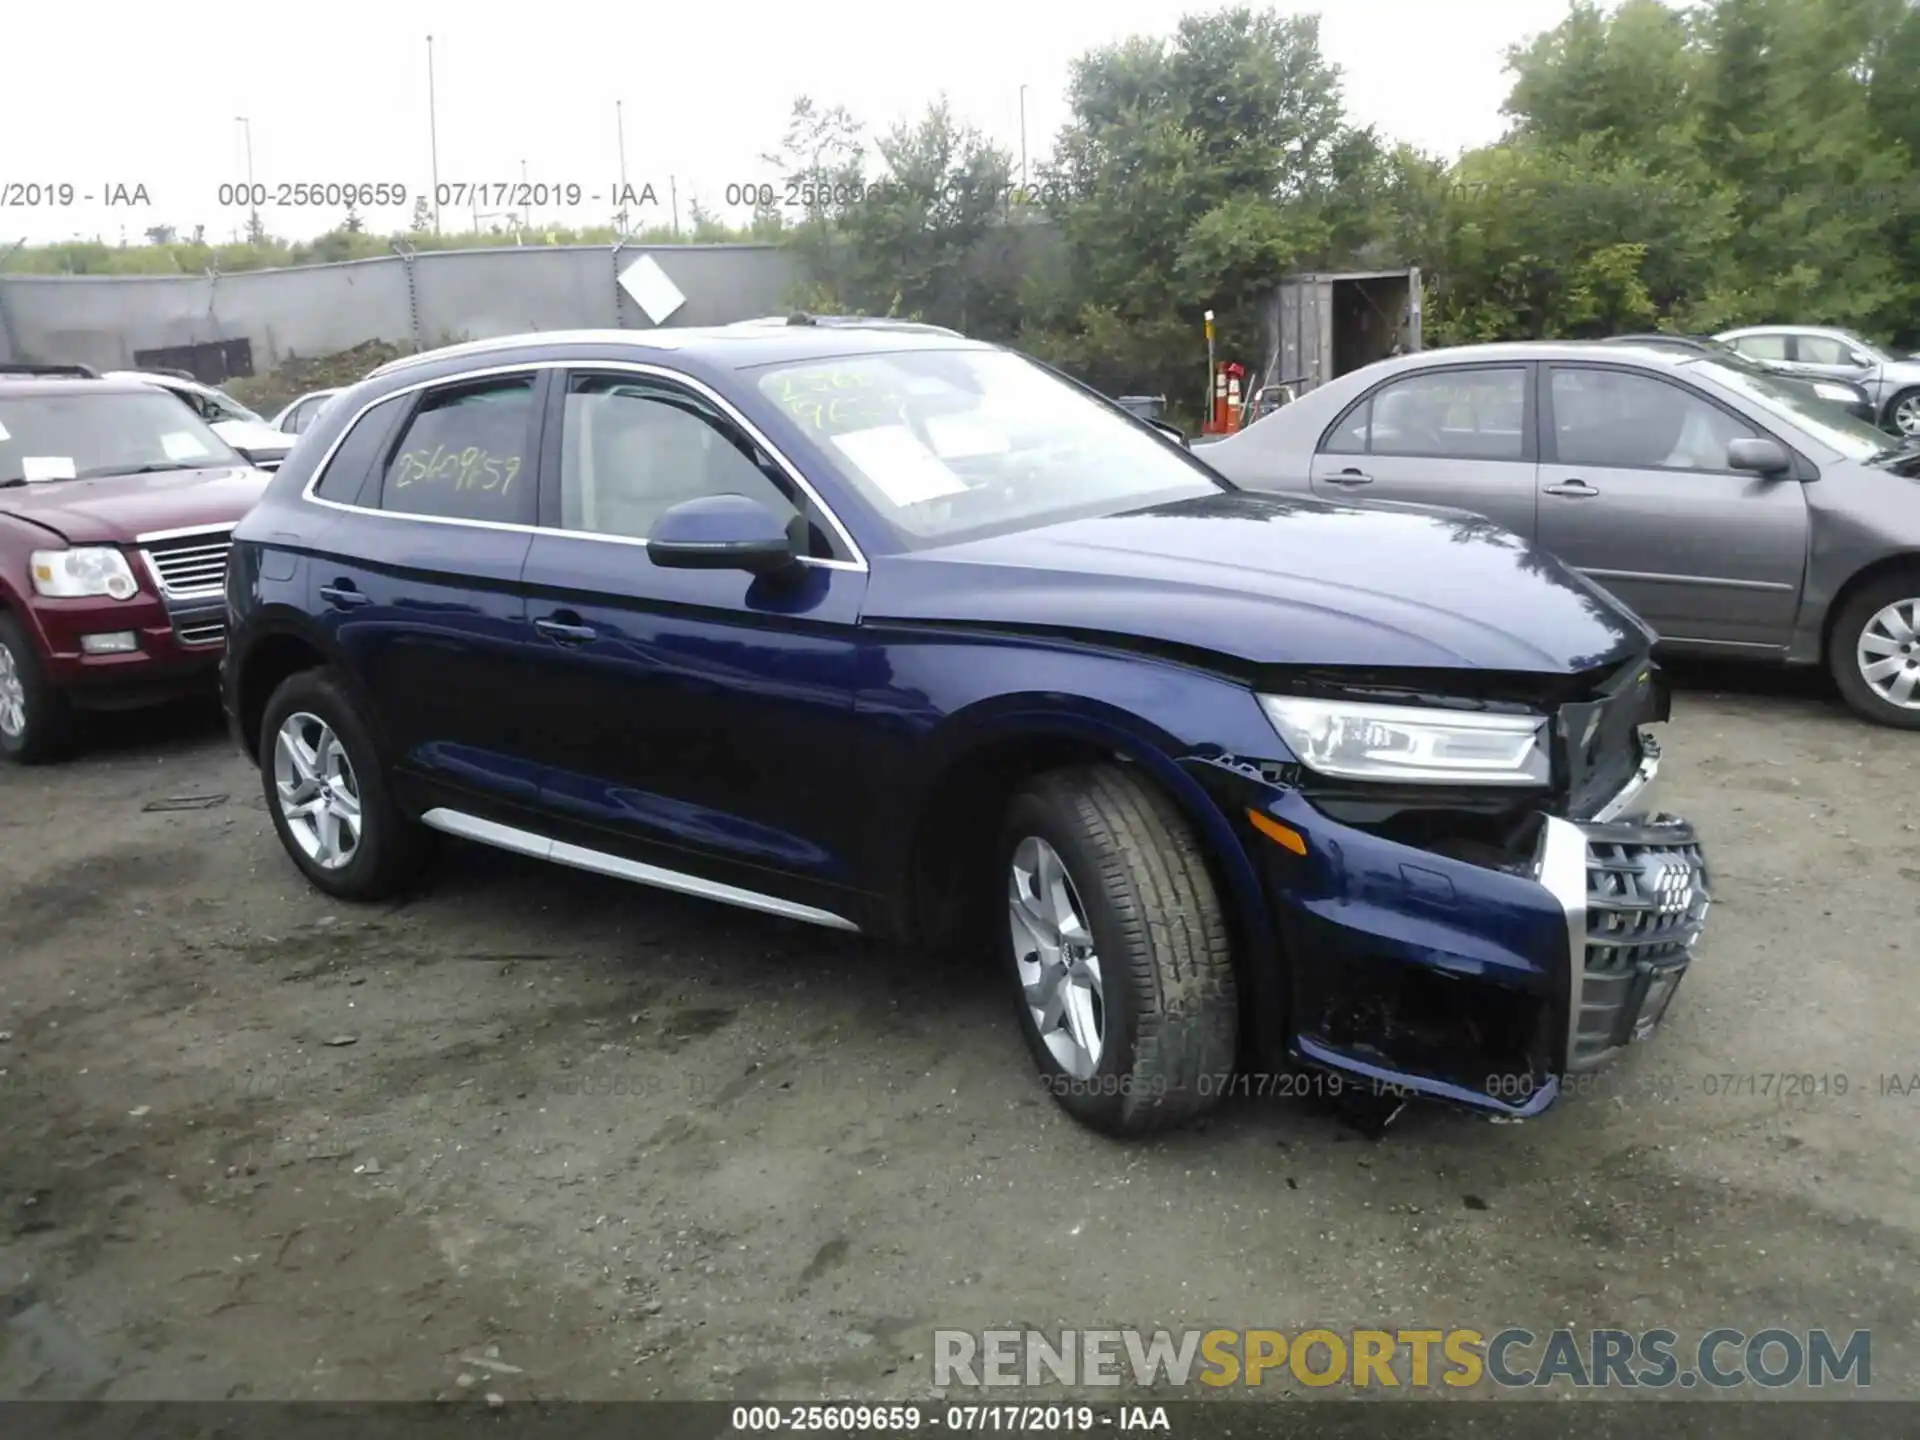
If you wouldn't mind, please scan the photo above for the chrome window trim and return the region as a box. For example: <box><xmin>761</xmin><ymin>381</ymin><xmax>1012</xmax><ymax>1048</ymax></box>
<box><xmin>296</xmin><ymin>359</ymin><xmax>870</xmax><ymax>572</ymax></box>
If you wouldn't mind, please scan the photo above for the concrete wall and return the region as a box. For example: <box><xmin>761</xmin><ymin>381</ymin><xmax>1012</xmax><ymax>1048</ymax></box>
<box><xmin>0</xmin><ymin>244</ymin><xmax>805</xmax><ymax>371</ymax></box>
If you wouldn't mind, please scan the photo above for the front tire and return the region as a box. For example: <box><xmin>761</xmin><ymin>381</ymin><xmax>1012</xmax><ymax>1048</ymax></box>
<box><xmin>258</xmin><ymin>667</ymin><xmax>432</xmax><ymax>899</ymax></box>
<box><xmin>1885</xmin><ymin>387</ymin><xmax>1920</xmax><ymax>438</ymax></box>
<box><xmin>1829</xmin><ymin>573</ymin><xmax>1920</xmax><ymax>729</ymax></box>
<box><xmin>999</xmin><ymin>765</ymin><xmax>1238</xmax><ymax>1136</ymax></box>
<box><xmin>0</xmin><ymin>613</ymin><xmax>72</xmax><ymax>765</ymax></box>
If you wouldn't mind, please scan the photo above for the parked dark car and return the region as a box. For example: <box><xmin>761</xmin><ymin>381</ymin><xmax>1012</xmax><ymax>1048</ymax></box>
<box><xmin>1602</xmin><ymin>334</ymin><xmax>1877</xmax><ymax>422</ymax></box>
<box><xmin>1203</xmin><ymin>341</ymin><xmax>1920</xmax><ymax>728</ymax></box>
<box><xmin>222</xmin><ymin>326</ymin><xmax>1713</xmax><ymax>1136</ymax></box>
<box><xmin>0</xmin><ymin>370</ymin><xmax>271</xmax><ymax>761</ymax></box>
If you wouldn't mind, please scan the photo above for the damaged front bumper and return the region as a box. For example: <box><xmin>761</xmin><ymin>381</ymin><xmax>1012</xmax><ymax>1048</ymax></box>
<box><xmin>1242</xmin><ymin>752</ymin><xmax>1712</xmax><ymax>1119</ymax></box>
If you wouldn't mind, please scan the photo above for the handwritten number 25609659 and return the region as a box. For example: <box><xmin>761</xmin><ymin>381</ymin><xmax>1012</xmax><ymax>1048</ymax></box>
<box><xmin>392</xmin><ymin>445</ymin><xmax>522</xmax><ymax>493</ymax></box>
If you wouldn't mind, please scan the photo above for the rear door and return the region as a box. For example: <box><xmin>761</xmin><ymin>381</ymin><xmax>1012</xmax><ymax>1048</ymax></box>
<box><xmin>308</xmin><ymin>369</ymin><xmax>546</xmax><ymax>807</ymax></box>
<box><xmin>1306</xmin><ymin>362</ymin><xmax>1540</xmax><ymax>539</ymax></box>
<box><xmin>1533</xmin><ymin>363</ymin><xmax>1809</xmax><ymax>651</ymax></box>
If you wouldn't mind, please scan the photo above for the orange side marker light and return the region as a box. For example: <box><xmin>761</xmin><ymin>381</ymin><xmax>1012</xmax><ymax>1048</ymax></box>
<box><xmin>1247</xmin><ymin>809</ymin><xmax>1307</xmax><ymax>855</ymax></box>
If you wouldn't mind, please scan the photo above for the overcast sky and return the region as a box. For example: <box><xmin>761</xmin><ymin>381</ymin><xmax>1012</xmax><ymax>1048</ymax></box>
<box><xmin>9</xmin><ymin>0</ymin><xmax>1582</xmax><ymax>248</ymax></box>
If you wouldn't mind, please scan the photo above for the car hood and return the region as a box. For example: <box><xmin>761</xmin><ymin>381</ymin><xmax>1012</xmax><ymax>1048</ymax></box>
<box><xmin>0</xmin><ymin>464</ymin><xmax>271</xmax><ymax>545</ymax></box>
<box><xmin>863</xmin><ymin>490</ymin><xmax>1650</xmax><ymax>673</ymax></box>
<box><xmin>211</xmin><ymin>419</ymin><xmax>295</xmax><ymax>454</ymax></box>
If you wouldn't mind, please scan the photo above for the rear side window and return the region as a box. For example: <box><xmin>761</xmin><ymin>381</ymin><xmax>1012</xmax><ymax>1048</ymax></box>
<box><xmin>377</xmin><ymin>376</ymin><xmax>538</xmax><ymax>523</ymax></box>
<box><xmin>1325</xmin><ymin>368</ymin><xmax>1527</xmax><ymax>460</ymax></box>
<box><xmin>312</xmin><ymin>394</ymin><xmax>407</xmax><ymax>506</ymax></box>
<box><xmin>1732</xmin><ymin>333</ymin><xmax>1789</xmax><ymax>361</ymax></box>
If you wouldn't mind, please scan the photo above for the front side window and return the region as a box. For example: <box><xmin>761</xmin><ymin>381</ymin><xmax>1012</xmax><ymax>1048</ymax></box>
<box><xmin>1550</xmin><ymin>368</ymin><xmax>1756</xmax><ymax>471</ymax></box>
<box><xmin>377</xmin><ymin>375</ymin><xmax>536</xmax><ymax>522</ymax></box>
<box><xmin>752</xmin><ymin>347</ymin><xmax>1221</xmax><ymax>544</ymax></box>
<box><xmin>0</xmin><ymin>389</ymin><xmax>238</xmax><ymax>486</ymax></box>
<box><xmin>1332</xmin><ymin>367</ymin><xmax>1527</xmax><ymax>460</ymax></box>
<box><xmin>1794</xmin><ymin>336</ymin><xmax>1854</xmax><ymax>366</ymax></box>
<box><xmin>558</xmin><ymin>374</ymin><xmax>825</xmax><ymax>551</ymax></box>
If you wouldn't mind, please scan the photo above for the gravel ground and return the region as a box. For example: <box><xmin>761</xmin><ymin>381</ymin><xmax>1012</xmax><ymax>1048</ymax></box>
<box><xmin>0</xmin><ymin>662</ymin><xmax>1915</xmax><ymax>1405</ymax></box>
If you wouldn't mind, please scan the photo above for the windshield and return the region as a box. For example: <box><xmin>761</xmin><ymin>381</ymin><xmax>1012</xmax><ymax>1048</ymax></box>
<box><xmin>1689</xmin><ymin>359</ymin><xmax>1895</xmax><ymax>462</ymax></box>
<box><xmin>0</xmin><ymin>389</ymin><xmax>242</xmax><ymax>485</ymax></box>
<box><xmin>752</xmin><ymin>348</ymin><xmax>1223</xmax><ymax>543</ymax></box>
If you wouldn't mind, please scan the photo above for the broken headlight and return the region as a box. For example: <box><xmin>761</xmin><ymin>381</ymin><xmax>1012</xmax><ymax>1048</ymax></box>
<box><xmin>1258</xmin><ymin>696</ymin><xmax>1550</xmax><ymax>787</ymax></box>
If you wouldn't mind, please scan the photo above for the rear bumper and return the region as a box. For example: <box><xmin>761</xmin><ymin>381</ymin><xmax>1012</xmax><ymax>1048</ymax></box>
<box><xmin>1244</xmin><ymin>756</ymin><xmax>1711</xmax><ymax>1119</ymax></box>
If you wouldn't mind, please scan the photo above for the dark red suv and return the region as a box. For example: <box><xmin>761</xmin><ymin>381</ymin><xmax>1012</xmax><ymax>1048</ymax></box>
<box><xmin>0</xmin><ymin>368</ymin><xmax>273</xmax><ymax>762</ymax></box>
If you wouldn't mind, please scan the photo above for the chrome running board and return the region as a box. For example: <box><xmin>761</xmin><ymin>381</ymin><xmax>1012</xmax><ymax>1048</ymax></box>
<box><xmin>419</xmin><ymin>808</ymin><xmax>861</xmax><ymax>932</ymax></box>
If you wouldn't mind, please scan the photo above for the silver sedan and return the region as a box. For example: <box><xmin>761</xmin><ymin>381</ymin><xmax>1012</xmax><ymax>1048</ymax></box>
<box><xmin>1201</xmin><ymin>341</ymin><xmax>1920</xmax><ymax>728</ymax></box>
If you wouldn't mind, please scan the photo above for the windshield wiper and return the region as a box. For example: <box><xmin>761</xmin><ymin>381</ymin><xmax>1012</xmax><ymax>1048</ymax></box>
<box><xmin>76</xmin><ymin>461</ymin><xmax>208</xmax><ymax>479</ymax></box>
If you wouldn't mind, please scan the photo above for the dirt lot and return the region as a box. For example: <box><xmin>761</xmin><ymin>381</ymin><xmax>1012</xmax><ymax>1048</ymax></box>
<box><xmin>1</xmin><ymin>663</ymin><xmax>1916</xmax><ymax>1405</ymax></box>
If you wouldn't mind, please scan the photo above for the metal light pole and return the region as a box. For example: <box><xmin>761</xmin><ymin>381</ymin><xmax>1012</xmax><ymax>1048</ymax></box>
<box><xmin>615</xmin><ymin>99</ymin><xmax>630</xmax><ymax>234</ymax></box>
<box><xmin>426</xmin><ymin>35</ymin><xmax>442</xmax><ymax>232</ymax></box>
<box><xmin>235</xmin><ymin>116</ymin><xmax>258</xmax><ymax>239</ymax></box>
<box><xmin>1018</xmin><ymin>85</ymin><xmax>1028</xmax><ymax>192</ymax></box>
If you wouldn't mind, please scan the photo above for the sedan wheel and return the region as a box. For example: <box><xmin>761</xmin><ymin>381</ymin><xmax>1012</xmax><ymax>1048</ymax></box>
<box><xmin>273</xmin><ymin>711</ymin><xmax>364</xmax><ymax>869</ymax></box>
<box><xmin>1830</xmin><ymin>575</ymin><xmax>1920</xmax><ymax>729</ymax></box>
<box><xmin>1856</xmin><ymin>598</ymin><xmax>1920</xmax><ymax>711</ymax></box>
<box><xmin>1890</xmin><ymin>392</ymin><xmax>1920</xmax><ymax>437</ymax></box>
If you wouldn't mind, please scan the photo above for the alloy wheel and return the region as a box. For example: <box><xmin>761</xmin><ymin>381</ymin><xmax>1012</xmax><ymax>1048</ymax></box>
<box><xmin>1857</xmin><ymin>598</ymin><xmax>1920</xmax><ymax>710</ymax></box>
<box><xmin>0</xmin><ymin>641</ymin><xmax>25</xmax><ymax>738</ymax></box>
<box><xmin>273</xmin><ymin>711</ymin><xmax>364</xmax><ymax>869</ymax></box>
<box><xmin>1894</xmin><ymin>394</ymin><xmax>1920</xmax><ymax>437</ymax></box>
<box><xmin>1008</xmin><ymin>835</ymin><xmax>1106</xmax><ymax>1079</ymax></box>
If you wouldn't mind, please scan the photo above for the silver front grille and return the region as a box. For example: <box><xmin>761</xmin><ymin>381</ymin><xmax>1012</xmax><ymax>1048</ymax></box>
<box><xmin>174</xmin><ymin>618</ymin><xmax>226</xmax><ymax>648</ymax></box>
<box><xmin>140</xmin><ymin>528</ymin><xmax>234</xmax><ymax>601</ymax></box>
<box><xmin>1572</xmin><ymin>826</ymin><xmax>1711</xmax><ymax>1068</ymax></box>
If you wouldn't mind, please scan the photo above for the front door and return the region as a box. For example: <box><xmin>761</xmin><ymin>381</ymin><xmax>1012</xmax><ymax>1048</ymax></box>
<box><xmin>516</xmin><ymin>367</ymin><xmax>872</xmax><ymax>924</ymax></box>
<box><xmin>1534</xmin><ymin>364</ymin><xmax>1809</xmax><ymax>651</ymax></box>
<box><xmin>1307</xmin><ymin>362</ymin><xmax>1541</xmax><ymax>540</ymax></box>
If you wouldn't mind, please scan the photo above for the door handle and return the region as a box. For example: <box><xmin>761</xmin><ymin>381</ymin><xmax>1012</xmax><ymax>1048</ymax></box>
<box><xmin>535</xmin><ymin>616</ymin><xmax>598</xmax><ymax>645</ymax></box>
<box><xmin>319</xmin><ymin>582</ymin><xmax>370</xmax><ymax>608</ymax></box>
<box><xmin>1543</xmin><ymin>480</ymin><xmax>1600</xmax><ymax>498</ymax></box>
<box><xmin>1322</xmin><ymin>468</ymin><xmax>1374</xmax><ymax>486</ymax></box>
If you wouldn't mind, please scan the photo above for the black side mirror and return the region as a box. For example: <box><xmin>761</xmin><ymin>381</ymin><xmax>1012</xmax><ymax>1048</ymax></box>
<box><xmin>1727</xmin><ymin>437</ymin><xmax>1792</xmax><ymax>476</ymax></box>
<box><xmin>1147</xmin><ymin>419</ymin><xmax>1190</xmax><ymax>449</ymax></box>
<box><xmin>647</xmin><ymin>493</ymin><xmax>798</xmax><ymax>575</ymax></box>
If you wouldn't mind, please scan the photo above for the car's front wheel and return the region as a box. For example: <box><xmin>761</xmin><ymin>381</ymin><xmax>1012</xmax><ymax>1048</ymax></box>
<box><xmin>999</xmin><ymin>764</ymin><xmax>1238</xmax><ymax>1136</ymax></box>
<box><xmin>1830</xmin><ymin>573</ymin><xmax>1920</xmax><ymax>729</ymax></box>
<box><xmin>1885</xmin><ymin>388</ymin><xmax>1920</xmax><ymax>438</ymax></box>
<box><xmin>258</xmin><ymin>667</ymin><xmax>432</xmax><ymax>899</ymax></box>
<box><xmin>0</xmin><ymin>613</ymin><xmax>72</xmax><ymax>765</ymax></box>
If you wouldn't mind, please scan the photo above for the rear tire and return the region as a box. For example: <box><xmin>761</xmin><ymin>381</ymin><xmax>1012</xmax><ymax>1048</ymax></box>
<box><xmin>258</xmin><ymin>667</ymin><xmax>433</xmax><ymax>899</ymax></box>
<box><xmin>0</xmin><ymin>613</ymin><xmax>72</xmax><ymax>765</ymax></box>
<box><xmin>1828</xmin><ymin>572</ymin><xmax>1920</xmax><ymax>729</ymax></box>
<box><xmin>999</xmin><ymin>764</ymin><xmax>1238</xmax><ymax>1136</ymax></box>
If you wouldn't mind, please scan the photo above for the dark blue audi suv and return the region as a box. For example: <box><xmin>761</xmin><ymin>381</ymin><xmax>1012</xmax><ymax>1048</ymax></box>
<box><xmin>221</xmin><ymin>320</ymin><xmax>1713</xmax><ymax>1136</ymax></box>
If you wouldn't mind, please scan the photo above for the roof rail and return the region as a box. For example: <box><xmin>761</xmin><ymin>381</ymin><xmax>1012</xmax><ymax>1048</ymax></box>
<box><xmin>0</xmin><ymin>362</ymin><xmax>100</xmax><ymax>378</ymax></box>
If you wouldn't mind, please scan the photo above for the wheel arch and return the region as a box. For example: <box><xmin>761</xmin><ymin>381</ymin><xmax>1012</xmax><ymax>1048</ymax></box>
<box><xmin>230</xmin><ymin>613</ymin><xmax>380</xmax><ymax>765</ymax></box>
<box><xmin>895</xmin><ymin>703</ymin><xmax>1279</xmax><ymax>1040</ymax></box>
<box><xmin>1820</xmin><ymin>550</ymin><xmax>1920</xmax><ymax>664</ymax></box>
